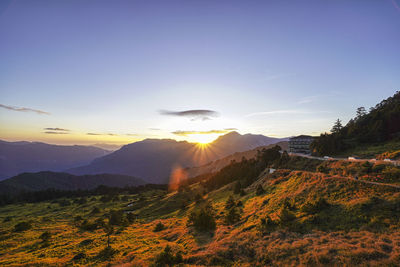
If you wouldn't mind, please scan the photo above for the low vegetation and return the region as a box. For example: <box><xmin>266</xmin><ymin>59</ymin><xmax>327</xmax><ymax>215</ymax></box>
<box><xmin>0</xmin><ymin>146</ymin><xmax>399</xmax><ymax>266</ymax></box>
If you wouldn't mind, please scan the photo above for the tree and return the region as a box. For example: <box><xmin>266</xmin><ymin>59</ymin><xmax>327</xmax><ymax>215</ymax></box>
<box><xmin>225</xmin><ymin>195</ymin><xmax>236</xmax><ymax>210</ymax></box>
<box><xmin>356</xmin><ymin>106</ymin><xmax>367</xmax><ymax>119</ymax></box>
<box><xmin>225</xmin><ymin>206</ymin><xmax>241</xmax><ymax>225</ymax></box>
<box><xmin>331</xmin><ymin>119</ymin><xmax>343</xmax><ymax>134</ymax></box>
<box><xmin>104</xmin><ymin>223</ymin><xmax>114</xmax><ymax>248</ymax></box>
<box><xmin>188</xmin><ymin>202</ymin><xmax>216</xmax><ymax>231</ymax></box>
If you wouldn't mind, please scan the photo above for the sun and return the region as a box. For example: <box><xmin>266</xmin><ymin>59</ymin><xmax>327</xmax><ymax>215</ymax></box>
<box><xmin>189</xmin><ymin>133</ymin><xmax>218</xmax><ymax>145</ymax></box>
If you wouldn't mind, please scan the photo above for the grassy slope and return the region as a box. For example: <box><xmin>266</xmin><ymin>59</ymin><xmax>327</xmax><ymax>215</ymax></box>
<box><xmin>334</xmin><ymin>140</ymin><xmax>400</xmax><ymax>158</ymax></box>
<box><xmin>0</xmin><ymin>169</ymin><xmax>399</xmax><ymax>266</ymax></box>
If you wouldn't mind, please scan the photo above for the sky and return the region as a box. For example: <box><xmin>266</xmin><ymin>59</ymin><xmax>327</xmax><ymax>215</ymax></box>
<box><xmin>1</xmin><ymin>0</ymin><xmax>399</xmax><ymax>146</ymax></box>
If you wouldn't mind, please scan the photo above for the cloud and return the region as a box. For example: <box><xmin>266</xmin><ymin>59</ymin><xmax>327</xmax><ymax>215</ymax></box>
<box><xmin>0</xmin><ymin>104</ymin><xmax>50</xmax><ymax>115</ymax></box>
<box><xmin>148</xmin><ymin>128</ymin><xmax>161</xmax><ymax>131</ymax></box>
<box><xmin>245</xmin><ymin>110</ymin><xmax>332</xmax><ymax>118</ymax></box>
<box><xmin>44</xmin><ymin>127</ymin><xmax>69</xmax><ymax>132</ymax></box>
<box><xmin>244</xmin><ymin>110</ymin><xmax>309</xmax><ymax>117</ymax></box>
<box><xmin>159</xmin><ymin>109</ymin><xmax>219</xmax><ymax>121</ymax></box>
<box><xmin>43</xmin><ymin>131</ymin><xmax>69</xmax><ymax>135</ymax></box>
<box><xmin>224</xmin><ymin>128</ymin><xmax>238</xmax><ymax>131</ymax></box>
<box><xmin>297</xmin><ymin>95</ymin><xmax>319</xmax><ymax>104</ymax></box>
<box><xmin>172</xmin><ymin>129</ymin><xmax>235</xmax><ymax>136</ymax></box>
<box><xmin>86</xmin><ymin>132</ymin><xmax>120</xmax><ymax>136</ymax></box>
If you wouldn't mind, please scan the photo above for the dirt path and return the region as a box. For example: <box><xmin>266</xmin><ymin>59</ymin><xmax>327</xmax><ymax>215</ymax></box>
<box><xmin>330</xmin><ymin>175</ymin><xmax>400</xmax><ymax>189</ymax></box>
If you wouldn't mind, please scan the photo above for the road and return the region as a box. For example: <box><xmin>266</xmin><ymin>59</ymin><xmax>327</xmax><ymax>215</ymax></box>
<box><xmin>288</xmin><ymin>152</ymin><xmax>400</xmax><ymax>166</ymax></box>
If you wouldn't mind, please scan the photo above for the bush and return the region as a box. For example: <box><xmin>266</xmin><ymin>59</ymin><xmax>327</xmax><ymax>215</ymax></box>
<box><xmin>153</xmin><ymin>222</ymin><xmax>165</xmax><ymax>232</ymax></box>
<box><xmin>79</xmin><ymin>220</ymin><xmax>100</xmax><ymax>231</ymax></box>
<box><xmin>109</xmin><ymin>209</ymin><xmax>126</xmax><ymax>226</ymax></box>
<box><xmin>256</xmin><ymin>185</ymin><xmax>265</xmax><ymax>195</ymax></box>
<box><xmin>154</xmin><ymin>245</ymin><xmax>183</xmax><ymax>267</ymax></box>
<box><xmin>126</xmin><ymin>212</ymin><xmax>137</xmax><ymax>223</ymax></box>
<box><xmin>14</xmin><ymin>221</ymin><xmax>31</xmax><ymax>232</ymax></box>
<box><xmin>225</xmin><ymin>195</ymin><xmax>236</xmax><ymax>210</ymax></box>
<box><xmin>91</xmin><ymin>207</ymin><xmax>101</xmax><ymax>214</ymax></box>
<box><xmin>225</xmin><ymin>207</ymin><xmax>241</xmax><ymax>225</ymax></box>
<box><xmin>39</xmin><ymin>231</ymin><xmax>51</xmax><ymax>242</ymax></box>
<box><xmin>188</xmin><ymin>203</ymin><xmax>216</xmax><ymax>232</ymax></box>
<box><xmin>96</xmin><ymin>246</ymin><xmax>116</xmax><ymax>260</ymax></box>
<box><xmin>278</xmin><ymin>207</ymin><xmax>296</xmax><ymax>227</ymax></box>
<box><xmin>73</xmin><ymin>252</ymin><xmax>86</xmax><ymax>261</ymax></box>
<box><xmin>260</xmin><ymin>216</ymin><xmax>277</xmax><ymax>233</ymax></box>
<box><xmin>301</xmin><ymin>197</ymin><xmax>330</xmax><ymax>214</ymax></box>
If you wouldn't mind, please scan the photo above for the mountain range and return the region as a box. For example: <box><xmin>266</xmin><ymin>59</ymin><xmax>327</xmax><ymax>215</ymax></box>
<box><xmin>184</xmin><ymin>141</ymin><xmax>288</xmax><ymax>179</ymax></box>
<box><xmin>0</xmin><ymin>141</ymin><xmax>110</xmax><ymax>180</ymax></box>
<box><xmin>0</xmin><ymin>171</ymin><xmax>144</xmax><ymax>194</ymax></box>
<box><xmin>69</xmin><ymin>132</ymin><xmax>287</xmax><ymax>183</ymax></box>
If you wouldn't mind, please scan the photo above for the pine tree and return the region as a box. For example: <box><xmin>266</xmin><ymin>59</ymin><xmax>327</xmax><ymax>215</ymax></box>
<box><xmin>331</xmin><ymin>119</ymin><xmax>343</xmax><ymax>133</ymax></box>
<box><xmin>356</xmin><ymin>106</ymin><xmax>367</xmax><ymax>119</ymax></box>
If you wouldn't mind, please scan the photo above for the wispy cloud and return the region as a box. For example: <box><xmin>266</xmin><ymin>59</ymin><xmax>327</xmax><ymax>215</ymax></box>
<box><xmin>159</xmin><ymin>109</ymin><xmax>219</xmax><ymax>121</ymax></box>
<box><xmin>297</xmin><ymin>95</ymin><xmax>319</xmax><ymax>104</ymax></box>
<box><xmin>245</xmin><ymin>110</ymin><xmax>331</xmax><ymax>117</ymax></box>
<box><xmin>0</xmin><ymin>104</ymin><xmax>50</xmax><ymax>115</ymax></box>
<box><xmin>148</xmin><ymin>128</ymin><xmax>161</xmax><ymax>131</ymax></box>
<box><xmin>87</xmin><ymin>132</ymin><xmax>118</xmax><ymax>136</ymax></box>
<box><xmin>172</xmin><ymin>129</ymin><xmax>234</xmax><ymax>136</ymax></box>
<box><xmin>43</xmin><ymin>131</ymin><xmax>69</xmax><ymax>135</ymax></box>
<box><xmin>44</xmin><ymin>127</ymin><xmax>69</xmax><ymax>132</ymax></box>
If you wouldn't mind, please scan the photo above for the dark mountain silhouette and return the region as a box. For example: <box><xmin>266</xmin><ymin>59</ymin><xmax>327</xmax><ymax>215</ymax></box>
<box><xmin>0</xmin><ymin>140</ymin><xmax>110</xmax><ymax>180</ymax></box>
<box><xmin>69</xmin><ymin>132</ymin><xmax>286</xmax><ymax>183</ymax></box>
<box><xmin>0</xmin><ymin>171</ymin><xmax>144</xmax><ymax>194</ymax></box>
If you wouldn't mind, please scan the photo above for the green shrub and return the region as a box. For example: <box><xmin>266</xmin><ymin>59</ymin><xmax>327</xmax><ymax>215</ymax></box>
<box><xmin>225</xmin><ymin>195</ymin><xmax>236</xmax><ymax>209</ymax></box>
<box><xmin>188</xmin><ymin>203</ymin><xmax>216</xmax><ymax>232</ymax></box>
<box><xmin>14</xmin><ymin>221</ymin><xmax>31</xmax><ymax>232</ymax></box>
<box><xmin>153</xmin><ymin>222</ymin><xmax>165</xmax><ymax>232</ymax></box>
<box><xmin>225</xmin><ymin>207</ymin><xmax>241</xmax><ymax>225</ymax></box>
<box><xmin>96</xmin><ymin>246</ymin><xmax>116</xmax><ymax>260</ymax></box>
<box><xmin>278</xmin><ymin>207</ymin><xmax>296</xmax><ymax>227</ymax></box>
<box><xmin>301</xmin><ymin>197</ymin><xmax>330</xmax><ymax>214</ymax></box>
<box><xmin>39</xmin><ymin>231</ymin><xmax>51</xmax><ymax>242</ymax></box>
<box><xmin>153</xmin><ymin>245</ymin><xmax>183</xmax><ymax>267</ymax></box>
<box><xmin>260</xmin><ymin>216</ymin><xmax>277</xmax><ymax>233</ymax></box>
<box><xmin>91</xmin><ymin>207</ymin><xmax>101</xmax><ymax>214</ymax></box>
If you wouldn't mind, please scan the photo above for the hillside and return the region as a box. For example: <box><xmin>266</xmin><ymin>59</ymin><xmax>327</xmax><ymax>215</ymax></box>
<box><xmin>312</xmin><ymin>91</ymin><xmax>400</xmax><ymax>156</ymax></box>
<box><xmin>0</xmin><ymin>172</ymin><xmax>145</xmax><ymax>194</ymax></box>
<box><xmin>0</xmin><ymin>147</ymin><xmax>399</xmax><ymax>266</ymax></box>
<box><xmin>69</xmin><ymin>132</ymin><xmax>286</xmax><ymax>184</ymax></box>
<box><xmin>0</xmin><ymin>140</ymin><xmax>110</xmax><ymax>180</ymax></box>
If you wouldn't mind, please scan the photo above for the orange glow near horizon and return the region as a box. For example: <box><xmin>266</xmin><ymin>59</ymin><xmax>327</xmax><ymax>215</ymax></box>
<box><xmin>186</xmin><ymin>133</ymin><xmax>221</xmax><ymax>144</ymax></box>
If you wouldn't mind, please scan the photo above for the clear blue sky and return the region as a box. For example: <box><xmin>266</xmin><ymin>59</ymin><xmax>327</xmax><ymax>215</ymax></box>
<box><xmin>1</xmin><ymin>0</ymin><xmax>399</xmax><ymax>145</ymax></box>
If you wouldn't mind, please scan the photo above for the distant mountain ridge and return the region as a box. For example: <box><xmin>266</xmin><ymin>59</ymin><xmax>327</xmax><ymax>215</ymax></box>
<box><xmin>185</xmin><ymin>141</ymin><xmax>289</xmax><ymax>178</ymax></box>
<box><xmin>0</xmin><ymin>171</ymin><xmax>145</xmax><ymax>194</ymax></box>
<box><xmin>0</xmin><ymin>140</ymin><xmax>110</xmax><ymax>180</ymax></box>
<box><xmin>69</xmin><ymin>132</ymin><xmax>287</xmax><ymax>183</ymax></box>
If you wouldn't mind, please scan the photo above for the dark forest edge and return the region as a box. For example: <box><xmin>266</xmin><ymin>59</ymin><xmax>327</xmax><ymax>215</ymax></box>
<box><xmin>311</xmin><ymin>91</ymin><xmax>400</xmax><ymax>157</ymax></box>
